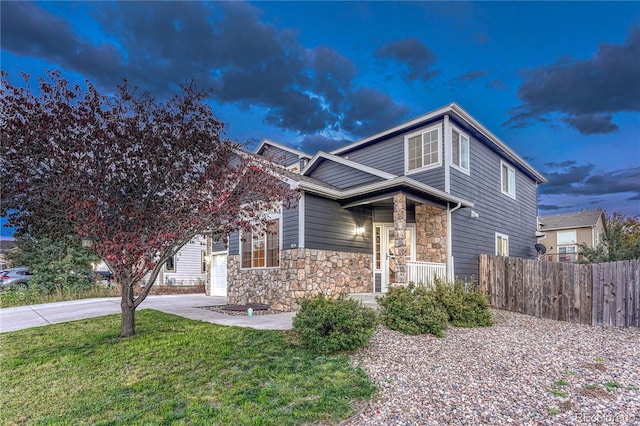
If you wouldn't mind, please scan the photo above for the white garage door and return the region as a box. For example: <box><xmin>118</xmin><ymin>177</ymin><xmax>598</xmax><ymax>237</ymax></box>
<box><xmin>210</xmin><ymin>253</ymin><xmax>227</xmax><ymax>297</ymax></box>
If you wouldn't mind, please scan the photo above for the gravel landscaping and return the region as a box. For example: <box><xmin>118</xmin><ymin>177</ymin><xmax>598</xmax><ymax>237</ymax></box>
<box><xmin>344</xmin><ymin>309</ymin><xmax>640</xmax><ymax>425</ymax></box>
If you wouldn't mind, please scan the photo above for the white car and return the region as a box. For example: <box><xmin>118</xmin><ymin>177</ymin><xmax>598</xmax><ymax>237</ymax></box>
<box><xmin>0</xmin><ymin>267</ymin><xmax>35</xmax><ymax>289</ymax></box>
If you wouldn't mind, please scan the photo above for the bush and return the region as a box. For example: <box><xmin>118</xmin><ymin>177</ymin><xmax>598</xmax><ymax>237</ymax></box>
<box><xmin>433</xmin><ymin>279</ymin><xmax>493</xmax><ymax>328</ymax></box>
<box><xmin>293</xmin><ymin>294</ymin><xmax>378</xmax><ymax>354</ymax></box>
<box><xmin>376</xmin><ymin>283</ymin><xmax>449</xmax><ymax>337</ymax></box>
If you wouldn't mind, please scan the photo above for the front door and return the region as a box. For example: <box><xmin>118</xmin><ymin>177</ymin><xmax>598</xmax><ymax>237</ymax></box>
<box><xmin>380</xmin><ymin>225</ymin><xmax>415</xmax><ymax>292</ymax></box>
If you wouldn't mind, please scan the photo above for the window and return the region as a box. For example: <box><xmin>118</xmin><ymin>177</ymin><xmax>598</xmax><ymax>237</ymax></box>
<box><xmin>201</xmin><ymin>251</ymin><xmax>207</xmax><ymax>273</ymax></box>
<box><xmin>452</xmin><ymin>128</ymin><xmax>470</xmax><ymax>172</ymax></box>
<box><xmin>559</xmin><ymin>246</ymin><xmax>577</xmax><ymax>263</ymax></box>
<box><xmin>501</xmin><ymin>161</ymin><xmax>516</xmax><ymax>198</ymax></box>
<box><xmin>374</xmin><ymin>226</ymin><xmax>381</xmax><ymax>270</ymax></box>
<box><xmin>557</xmin><ymin>230</ymin><xmax>576</xmax><ymax>245</ymax></box>
<box><xmin>406</xmin><ymin>126</ymin><xmax>441</xmax><ymax>172</ymax></box>
<box><xmin>165</xmin><ymin>255</ymin><xmax>176</xmax><ymax>272</ymax></box>
<box><xmin>241</xmin><ymin>219</ymin><xmax>280</xmax><ymax>268</ymax></box>
<box><xmin>495</xmin><ymin>233</ymin><xmax>509</xmax><ymax>256</ymax></box>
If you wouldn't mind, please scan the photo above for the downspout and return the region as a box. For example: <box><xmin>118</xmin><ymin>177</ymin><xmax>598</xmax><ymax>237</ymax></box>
<box><xmin>447</xmin><ymin>202</ymin><xmax>462</xmax><ymax>281</ymax></box>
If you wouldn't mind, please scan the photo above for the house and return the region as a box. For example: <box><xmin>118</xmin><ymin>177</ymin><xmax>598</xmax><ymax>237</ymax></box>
<box><xmin>207</xmin><ymin>103</ymin><xmax>547</xmax><ymax>311</ymax></box>
<box><xmin>94</xmin><ymin>235</ymin><xmax>208</xmax><ymax>287</ymax></box>
<box><xmin>538</xmin><ymin>209</ymin><xmax>606</xmax><ymax>262</ymax></box>
<box><xmin>149</xmin><ymin>235</ymin><xmax>208</xmax><ymax>286</ymax></box>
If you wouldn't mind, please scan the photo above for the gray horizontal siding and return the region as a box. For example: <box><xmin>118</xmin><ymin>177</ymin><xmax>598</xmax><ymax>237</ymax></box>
<box><xmin>341</xmin><ymin>135</ymin><xmax>404</xmax><ymax>176</ymax></box>
<box><xmin>407</xmin><ymin>167</ymin><xmax>445</xmax><ymax>191</ymax></box>
<box><xmin>227</xmin><ymin>201</ymin><xmax>298</xmax><ymax>255</ymax></box>
<box><xmin>261</xmin><ymin>145</ymin><xmax>300</xmax><ymax>167</ymax></box>
<box><xmin>282</xmin><ymin>198</ymin><xmax>299</xmax><ymax>249</ymax></box>
<box><xmin>305</xmin><ymin>194</ymin><xmax>373</xmax><ymax>253</ymax></box>
<box><xmin>450</xmin><ymin>134</ymin><xmax>539</xmax><ymax>279</ymax></box>
<box><xmin>309</xmin><ymin>160</ymin><xmax>384</xmax><ymax>189</ymax></box>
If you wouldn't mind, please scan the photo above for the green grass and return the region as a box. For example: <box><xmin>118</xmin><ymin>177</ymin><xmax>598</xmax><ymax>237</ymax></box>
<box><xmin>0</xmin><ymin>310</ymin><xmax>375</xmax><ymax>425</ymax></box>
<box><xmin>548</xmin><ymin>388</ymin><xmax>568</xmax><ymax>398</ymax></box>
<box><xmin>605</xmin><ymin>381</ymin><xmax>621</xmax><ymax>391</ymax></box>
<box><xmin>554</xmin><ymin>379</ymin><xmax>569</xmax><ymax>387</ymax></box>
<box><xmin>0</xmin><ymin>285</ymin><xmax>116</xmax><ymax>308</ymax></box>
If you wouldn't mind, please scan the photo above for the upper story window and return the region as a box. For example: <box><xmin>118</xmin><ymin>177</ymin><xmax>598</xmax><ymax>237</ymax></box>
<box><xmin>241</xmin><ymin>218</ymin><xmax>280</xmax><ymax>269</ymax></box>
<box><xmin>406</xmin><ymin>125</ymin><xmax>441</xmax><ymax>173</ymax></box>
<box><xmin>557</xmin><ymin>230</ymin><xmax>577</xmax><ymax>245</ymax></box>
<box><xmin>495</xmin><ymin>233</ymin><xmax>509</xmax><ymax>256</ymax></box>
<box><xmin>501</xmin><ymin>161</ymin><xmax>516</xmax><ymax>199</ymax></box>
<box><xmin>451</xmin><ymin>128</ymin><xmax>470</xmax><ymax>172</ymax></box>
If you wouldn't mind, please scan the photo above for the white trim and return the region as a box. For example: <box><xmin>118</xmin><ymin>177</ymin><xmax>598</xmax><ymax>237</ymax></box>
<box><xmin>299</xmin><ymin>176</ymin><xmax>474</xmax><ymax>208</ymax></box>
<box><xmin>255</xmin><ymin>138</ymin><xmax>311</xmax><ymax>159</ymax></box>
<box><xmin>444</xmin><ymin>115</ymin><xmax>451</xmax><ymax>193</ymax></box>
<box><xmin>495</xmin><ymin>232</ymin><xmax>509</xmax><ymax>256</ymax></box>
<box><xmin>298</xmin><ymin>192</ymin><xmax>305</xmax><ymax>248</ymax></box>
<box><xmin>404</xmin><ymin>124</ymin><xmax>442</xmax><ymax>175</ymax></box>
<box><xmin>450</xmin><ymin>123</ymin><xmax>470</xmax><ymax>175</ymax></box>
<box><xmin>302</xmin><ymin>151</ymin><xmax>397</xmax><ymax>180</ymax></box>
<box><xmin>500</xmin><ymin>160</ymin><xmax>516</xmax><ymax>199</ymax></box>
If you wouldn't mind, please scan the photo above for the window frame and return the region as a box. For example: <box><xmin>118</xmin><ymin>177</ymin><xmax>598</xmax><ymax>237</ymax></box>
<box><xmin>558</xmin><ymin>245</ymin><xmax>577</xmax><ymax>263</ymax></box>
<box><xmin>495</xmin><ymin>232</ymin><xmax>509</xmax><ymax>256</ymax></box>
<box><xmin>201</xmin><ymin>251</ymin><xmax>207</xmax><ymax>273</ymax></box>
<box><xmin>405</xmin><ymin>124</ymin><xmax>442</xmax><ymax>174</ymax></box>
<box><xmin>451</xmin><ymin>126</ymin><xmax>470</xmax><ymax>174</ymax></box>
<box><xmin>500</xmin><ymin>161</ymin><xmax>516</xmax><ymax>199</ymax></box>
<box><xmin>165</xmin><ymin>255</ymin><xmax>176</xmax><ymax>272</ymax></box>
<box><xmin>557</xmin><ymin>230</ymin><xmax>577</xmax><ymax>245</ymax></box>
<box><xmin>240</xmin><ymin>216</ymin><xmax>282</xmax><ymax>270</ymax></box>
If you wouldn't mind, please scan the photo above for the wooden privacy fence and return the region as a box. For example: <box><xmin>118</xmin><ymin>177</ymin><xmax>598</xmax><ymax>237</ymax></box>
<box><xmin>479</xmin><ymin>255</ymin><xmax>640</xmax><ymax>327</ymax></box>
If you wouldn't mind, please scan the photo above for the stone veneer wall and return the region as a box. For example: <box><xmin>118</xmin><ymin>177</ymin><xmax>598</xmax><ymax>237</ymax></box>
<box><xmin>415</xmin><ymin>204</ymin><xmax>448</xmax><ymax>263</ymax></box>
<box><xmin>227</xmin><ymin>248</ymin><xmax>373</xmax><ymax>311</ymax></box>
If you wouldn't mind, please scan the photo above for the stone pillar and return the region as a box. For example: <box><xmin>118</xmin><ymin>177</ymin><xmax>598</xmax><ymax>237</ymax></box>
<box><xmin>393</xmin><ymin>193</ymin><xmax>407</xmax><ymax>284</ymax></box>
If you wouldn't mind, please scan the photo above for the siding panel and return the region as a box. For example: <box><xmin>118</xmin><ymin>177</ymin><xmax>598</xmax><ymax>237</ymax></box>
<box><xmin>305</xmin><ymin>194</ymin><xmax>373</xmax><ymax>253</ymax></box>
<box><xmin>450</xmin><ymin>134</ymin><xmax>539</xmax><ymax>279</ymax></box>
<box><xmin>309</xmin><ymin>161</ymin><xmax>384</xmax><ymax>189</ymax></box>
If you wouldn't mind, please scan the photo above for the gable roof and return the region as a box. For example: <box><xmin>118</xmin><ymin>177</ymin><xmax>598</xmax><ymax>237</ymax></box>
<box><xmin>331</xmin><ymin>103</ymin><xmax>547</xmax><ymax>184</ymax></box>
<box><xmin>302</xmin><ymin>151</ymin><xmax>397</xmax><ymax>180</ymax></box>
<box><xmin>540</xmin><ymin>209</ymin><xmax>604</xmax><ymax>231</ymax></box>
<box><xmin>254</xmin><ymin>138</ymin><xmax>312</xmax><ymax>160</ymax></box>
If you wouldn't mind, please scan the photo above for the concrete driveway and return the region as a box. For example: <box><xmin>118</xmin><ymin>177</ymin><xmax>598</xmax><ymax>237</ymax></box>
<box><xmin>0</xmin><ymin>294</ymin><xmax>295</xmax><ymax>333</ymax></box>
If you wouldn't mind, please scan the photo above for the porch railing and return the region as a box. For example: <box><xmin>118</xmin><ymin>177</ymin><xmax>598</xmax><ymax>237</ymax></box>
<box><xmin>407</xmin><ymin>261</ymin><xmax>446</xmax><ymax>286</ymax></box>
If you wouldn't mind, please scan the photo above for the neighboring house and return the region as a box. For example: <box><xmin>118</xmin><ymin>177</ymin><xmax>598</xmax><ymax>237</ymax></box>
<box><xmin>0</xmin><ymin>240</ymin><xmax>17</xmax><ymax>269</ymax></box>
<box><xmin>150</xmin><ymin>235</ymin><xmax>208</xmax><ymax>286</ymax></box>
<box><xmin>95</xmin><ymin>235</ymin><xmax>208</xmax><ymax>286</ymax></box>
<box><xmin>538</xmin><ymin>209</ymin><xmax>606</xmax><ymax>262</ymax></box>
<box><xmin>207</xmin><ymin>103</ymin><xmax>547</xmax><ymax>311</ymax></box>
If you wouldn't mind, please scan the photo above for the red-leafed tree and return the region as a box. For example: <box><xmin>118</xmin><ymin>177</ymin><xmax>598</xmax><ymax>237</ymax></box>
<box><xmin>0</xmin><ymin>71</ymin><xmax>296</xmax><ymax>336</ymax></box>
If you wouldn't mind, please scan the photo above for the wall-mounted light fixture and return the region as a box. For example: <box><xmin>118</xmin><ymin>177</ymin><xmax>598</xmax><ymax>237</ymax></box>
<box><xmin>354</xmin><ymin>226</ymin><xmax>365</xmax><ymax>235</ymax></box>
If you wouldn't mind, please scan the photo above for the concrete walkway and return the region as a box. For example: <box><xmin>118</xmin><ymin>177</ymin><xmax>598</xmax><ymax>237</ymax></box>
<box><xmin>0</xmin><ymin>294</ymin><xmax>296</xmax><ymax>333</ymax></box>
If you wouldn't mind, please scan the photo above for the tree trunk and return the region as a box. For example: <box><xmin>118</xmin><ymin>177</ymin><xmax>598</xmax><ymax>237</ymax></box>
<box><xmin>120</xmin><ymin>283</ymin><xmax>136</xmax><ymax>337</ymax></box>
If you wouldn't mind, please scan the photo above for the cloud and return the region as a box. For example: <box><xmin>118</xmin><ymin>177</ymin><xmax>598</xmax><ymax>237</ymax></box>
<box><xmin>540</xmin><ymin>162</ymin><xmax>640</xmax><ymax>201</ymax></box>
<box><xmin>375</xmin><ymin>38</ymin><xmax>438</xmax><ymax>81</ymax></box>
<box><xmin>448</xmin><ymin>70</ymin><xmax>489</xmax><ymax>89</ymax></box>
<box><xmin>538</xmin><ymin>204</ymin><xmax>568</xmax><ymax>211</ymax></box>
<box><xmin>505</xmin><ymin>27</ymin><xmax>640</xmax><ymax>134</ymax></box>
<box><xmin>1</xmin><ymin>1</ymin><xmax>409</xmax><ymax>139</ymax></box>
<box><xmin>341</xmin><ymin>88</ymin><xmax>410</xmax><ymax>136</ymax></box>
<box><xmin>299</xmin><ymin>134</ymin><xmax>351</xmax><ymax>154</ymax></box>
<box><xmin>485</xmin><ymin>79</ymin><xmax>508</xmax><ymax>91</ymax></box>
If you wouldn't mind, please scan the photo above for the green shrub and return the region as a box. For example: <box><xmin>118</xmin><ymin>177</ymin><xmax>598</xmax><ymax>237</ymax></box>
<box><xmin>433</xmin><ymin>278</ymin><xmax>493</xmax><ymax>327</ymax></box>
<box><xmin>376</xmin><ymin>283</ymin><xmax>449</xmax><ymax>337</ymax></box>
<box><xmin>293</xmin><ymin>294</ymin><xmax>378</xmax><ymax>354</ymax></box>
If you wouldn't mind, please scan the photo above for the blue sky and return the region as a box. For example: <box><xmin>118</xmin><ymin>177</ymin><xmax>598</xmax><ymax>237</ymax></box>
<box><xmin>1</xmin><ymin>1</ymin><xmax>639</xmax><ymax>238</ymax></box>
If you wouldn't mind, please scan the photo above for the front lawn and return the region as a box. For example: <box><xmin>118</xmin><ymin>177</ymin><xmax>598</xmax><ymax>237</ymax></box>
<box><xmin>0</xmin><ymin>310</ymin><xmax>375</xmax><ymax>425</ymax></box>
